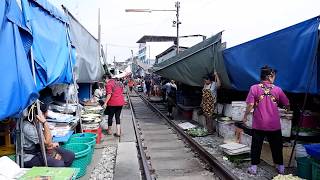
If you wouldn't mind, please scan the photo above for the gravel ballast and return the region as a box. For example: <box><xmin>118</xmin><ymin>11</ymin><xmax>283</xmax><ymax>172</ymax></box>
<box><xmin>89</xmin><ymin>146</ymin><xmax>117</xmax><ymax>180</ymax></box>
<box><xmin>193</xmin><ymin>135</ymin><xmax>278</xmax><ymax>180</ymax></box>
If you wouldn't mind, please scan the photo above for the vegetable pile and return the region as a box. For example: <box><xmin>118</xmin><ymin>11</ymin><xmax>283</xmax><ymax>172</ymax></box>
<box><xmin>272</xmin><ymin>174</ymin><xmax>301</xmax><ymax>180</ymax></box>
<box><xmin>187</xmin><ymin>128</ymin><xmax>208</xmax><ymax>137</ymax></box>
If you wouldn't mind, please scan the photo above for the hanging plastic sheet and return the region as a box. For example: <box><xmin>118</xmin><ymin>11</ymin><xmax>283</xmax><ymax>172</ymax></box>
<box><xmin>0</xmin><ymin>0</ymin><xmax>38</xmax><ymax>120</ymax></box>
<box><xmin>223</xmin><ymin>17</ymin><xmax>320</xmax><ymax>93</ymax></box>
<box><xmin>21</xmin><ymin>0</ymin><xmax>73</xmax><ymax>90</ymax></box>
<box><xmin>64</xmin><ymin>7</ymin><xmax>105</xmax><ymax>83</ymax></box>
<box><xmin>152</xmin><ymin>32</ymin><xmax>231</xmax><ymax>88</ymax></box>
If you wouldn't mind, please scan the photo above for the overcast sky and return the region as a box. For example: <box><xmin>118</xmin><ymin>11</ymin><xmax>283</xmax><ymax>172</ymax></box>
<box><xmin>49</xmin><ymin>0</ymin><xmax>320</xmax><ymax>63</ymax></box>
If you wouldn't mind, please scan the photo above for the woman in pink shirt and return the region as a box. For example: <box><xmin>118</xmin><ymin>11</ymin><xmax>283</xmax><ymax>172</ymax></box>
<box><xmin>243</xmin><ymin>66</ymin><xmax>289</xmax><ymax>175</ymax></box>
<box><xmin>104</xmin><ymin>74</ymin><xmax>125</xmax><ymax>137</ymax></box>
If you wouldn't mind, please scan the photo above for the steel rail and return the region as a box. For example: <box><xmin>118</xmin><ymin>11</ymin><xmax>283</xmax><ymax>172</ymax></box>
<box><xmin>127</xmin><ymin>93</ymin><xmax>153</xmax><ymax>180</ymax></box>
<box><xmin>138</xmin><ymin>94</ymin><xmax>239</xmax><ymax>180</ymax></box>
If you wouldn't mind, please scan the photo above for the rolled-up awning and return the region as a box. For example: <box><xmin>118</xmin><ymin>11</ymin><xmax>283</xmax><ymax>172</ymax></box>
<box><xmin>64</xmin><ymin>7</ymin><xmax>105</xmax><ymax>83</ymax></box>
<box><xmin>152</xmin><ymin>32</ymin><xmax>231</xmax><ymax>88</ymax></box>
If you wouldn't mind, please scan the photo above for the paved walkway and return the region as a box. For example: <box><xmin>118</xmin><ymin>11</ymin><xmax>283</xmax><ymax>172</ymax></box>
<box><xmin>81</xmin><ymin>106</ymin><xmax>141</xmax><ymax>180</ymax></box>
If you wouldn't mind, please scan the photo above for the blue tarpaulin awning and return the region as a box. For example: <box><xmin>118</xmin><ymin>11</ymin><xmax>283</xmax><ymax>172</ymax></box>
<box><xmin>0</xmin><ymin>0</ymin><xmax>38</xmax><ymax>120</ymax></box>
<box><xmin>21</xmin><ymin>0</ymin><xmax>73</xmax><ymax>90</ymax></box>
<box><xmin>223</xmin><ymin>17</ymin><xmax>320</xmax><ymax>94</ymax></box>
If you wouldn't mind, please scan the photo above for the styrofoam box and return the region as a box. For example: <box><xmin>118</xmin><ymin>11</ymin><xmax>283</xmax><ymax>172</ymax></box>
<box><xmin>223</xmin><ymin>104</ymin><xmax>232</xmax><ymax>117</ymax></box>
<box><xmin>281</xmin><ymin>117</ymin><xmax>292</xmax><ymax>137</ymax></box>
<box><xmin>216</xmin><ymin>120</ymin><xmax>235</xmax><ymax>137</ymax></box>
<box><xmin>240</xmin><ymin>132</ymin><xmax>252</xmax><ymax>147</ymax></box>
<box><xmin>216</xmin><ymin>103</ymin><xmax>224</xmax><ymax>115</ymax></box>
<box><xmin>245</xmin><ymin>113</ymin><xmax>253</xmax><ymax>128</ymax></box>
<box><xmin>192</xmin><ymin>109</ymin><xmax>199</xmax><ymax>122</ymax></box>
<box><xmin>231</xmin><ymin>101</ymin><xmax>247</xmax><ymax>121</ymax></box>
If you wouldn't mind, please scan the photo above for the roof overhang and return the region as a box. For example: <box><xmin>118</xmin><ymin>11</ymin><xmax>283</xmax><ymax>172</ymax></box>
<box><xmin>137</xmin><ymin>35</ymin><xmax>177</xmax><ymax>43</ymax></box>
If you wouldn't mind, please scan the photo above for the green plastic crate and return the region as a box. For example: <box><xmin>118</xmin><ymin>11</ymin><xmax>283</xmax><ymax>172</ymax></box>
<box><xmin>63</xmin><ymin>143</ymin><xmax>90</xmax><ymax>178</ymax></box>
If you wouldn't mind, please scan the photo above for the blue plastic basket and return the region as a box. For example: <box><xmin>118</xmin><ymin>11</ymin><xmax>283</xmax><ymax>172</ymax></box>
<box><xmin>304</xmin><ymin>144</ymin><xmax>320</xmax><ymax>160</ymax></box>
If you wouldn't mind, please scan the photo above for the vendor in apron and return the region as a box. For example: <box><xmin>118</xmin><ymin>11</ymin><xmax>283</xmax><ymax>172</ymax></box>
<box><xmin>243</xmin><ymin>66</ymin><xmax>290</xmax><ymax>175</ymax></box>
<box><xmin>201</xmin><ymin>72</ymin><xmax>221</xmax><ymax>134</ymax></box>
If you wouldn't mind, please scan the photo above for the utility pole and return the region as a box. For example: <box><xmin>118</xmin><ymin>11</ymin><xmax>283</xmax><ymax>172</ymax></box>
<box><xmin>125</xmin><ymin>1</ymin><xmax>181</xmax><ymax>54</ymax></box>
<box><xmin>98</xmin><ymin>8</ymin><xmax>101</xmax><ymax>61</ymax></box>
<box><xmin>175</xmin><ymin>1</ymin><xmax>180</xmax><ymax>54</ymax></box>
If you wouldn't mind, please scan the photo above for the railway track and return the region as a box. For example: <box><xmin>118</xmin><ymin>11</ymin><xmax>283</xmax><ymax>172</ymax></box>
<box><xmin>127</xmin><ymin>92</ymin><xmax>239</xmax><ymax>180</ymax></box>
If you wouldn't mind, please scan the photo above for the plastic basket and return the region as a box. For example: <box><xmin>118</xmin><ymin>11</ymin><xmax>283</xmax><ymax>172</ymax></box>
<box><xmin>311</xmin><ymin>158</ymin><xmax>320</xmax><ymax>180</ymax></box>
<box><xmin>304</xmin><ymin>144</ymin><xmax>320</xmax><ymax>160</ymax></box>
<box><xmin>71</xmin><ymin>132</ymin><xmax>97</xmax><ymax>140</ymax></box>
<box><xmin>68</xmin><ymin>137</ymin><xmax>96</xmax><ymax>163</ymax></box>
<box><xmin>63</xmin><ymin>143</ymin><xmax>90</xmax><ymax>178</ymax></box>
<box><xmin>296</xmin><ymin>157</ymin><xmax>312</xmax><ymax>179</ymax></box>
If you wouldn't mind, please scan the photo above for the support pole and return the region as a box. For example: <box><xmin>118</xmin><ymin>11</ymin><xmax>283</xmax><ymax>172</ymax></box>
<box><xmin>288</xmin><ymin>47</ymin><xmax>318</xmax><ymax>167</ymax></box>
<box><xmin>15</xmin><ymin>118</ymin><xmax>24</xmax><ymax>167</ymax></box>
<box><xmin>98</xmin><ymin>8</ymin><xmax>101</xmax><ymax>64</ymax></box>
<box><xmin>30</xmin><ymin>48</ymin><xmax>48</xmax><ymax>166</ymax></box>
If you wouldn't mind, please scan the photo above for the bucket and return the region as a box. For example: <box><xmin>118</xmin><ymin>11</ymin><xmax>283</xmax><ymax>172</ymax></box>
<box><xmin>63</xmin><ymin>143</ymin><xmax>90</xmax><ymax>178</ymax></box>
<box><xmin>68</xmin><ymin>137</ymin><xmax>96</xmax><ymax>163</ymax></box>
<box><xmin>296</xmin><ymin>157</ymin><xmax>312</xmax><ymax>180</ymax></box>
<box><xmin>71</xmin><ymin>132</ymin><xmax>97</xmax><ymax>140</ymax></box>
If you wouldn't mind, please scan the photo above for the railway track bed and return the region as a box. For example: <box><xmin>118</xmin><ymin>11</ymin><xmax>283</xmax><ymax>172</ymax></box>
<box><xmin>128</xmin><ymin>93</ymin><xmax>296</xmax><ymax>180</ymax></box>
<box><xmin>129</xmin><ymin>94</ymin><xmax>225</xmax><ymax>180</ymax></box>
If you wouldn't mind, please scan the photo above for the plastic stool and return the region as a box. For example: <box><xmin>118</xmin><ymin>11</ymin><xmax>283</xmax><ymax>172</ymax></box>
<box><xmin>83</xmin><ymin>128</ymin><xmax>102</xmax><ymax>144</ymax></box>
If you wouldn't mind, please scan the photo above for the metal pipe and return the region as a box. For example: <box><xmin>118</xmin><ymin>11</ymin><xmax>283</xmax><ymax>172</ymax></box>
<box><xmin>288</xmin><ymin>39</ymin><xmax>319</xmax><ymax>166</ymax></box>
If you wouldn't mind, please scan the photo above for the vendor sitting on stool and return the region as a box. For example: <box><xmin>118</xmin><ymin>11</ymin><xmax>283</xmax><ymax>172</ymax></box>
<box><xmin>23</xmin><ymin>103</ymin><xmax>75</xmax><ymax>168</ymax></box>
<box><xmin>243</xmin><ymin>66</ymin><xmax>289</xmax><ymax>175</ymax></box>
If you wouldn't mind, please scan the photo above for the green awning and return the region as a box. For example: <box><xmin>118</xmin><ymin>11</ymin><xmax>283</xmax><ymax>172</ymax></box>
<box><xmin>152</xmin><ymin>32</ymin><xmax>231</xmax><ymax>88</ymax></box>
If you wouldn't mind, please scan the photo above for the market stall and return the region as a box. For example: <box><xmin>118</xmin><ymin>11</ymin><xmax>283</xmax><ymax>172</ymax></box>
<box><xmin>217</xmin><ymin>16</ymin><xmax>320</xmax><ymax>178</ymax></box>
<box><xmin>0</xmin><ymin>0</ymin><xmax>103</xmax><ymax>178</ymax></box>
